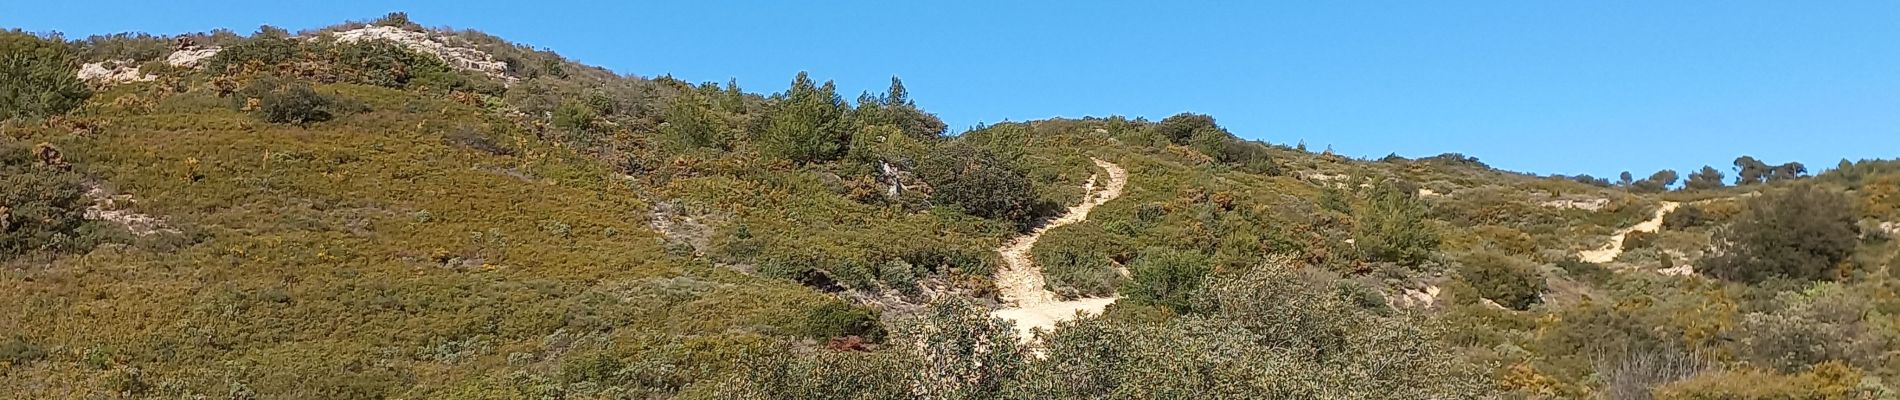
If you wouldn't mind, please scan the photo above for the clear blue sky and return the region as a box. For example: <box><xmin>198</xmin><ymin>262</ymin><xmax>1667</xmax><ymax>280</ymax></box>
<box><xmin>8</xmin><ymin>1</ymin><xmax>1899</xmax><ymax>179</ymax></box>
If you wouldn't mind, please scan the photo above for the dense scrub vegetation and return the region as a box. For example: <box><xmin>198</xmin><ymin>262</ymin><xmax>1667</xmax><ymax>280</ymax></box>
<box><xmin>1704</xmin><ymin>184</ymin><xmax>1860</xmax><ymax>283</ymax></box>
<box><xmin>4</xmin><ymin>13</ymin><xmax>1900</xmax><ymax>398</ymax></box>
<box><xmin>1</xmin><ymin>30</ymin><xmax>92</xmax><ymax>120</ymax></box>
<box><xmin>0</xmin><ymin>142</ymin><xmax>108</xmax><ymax>261</ymax></box>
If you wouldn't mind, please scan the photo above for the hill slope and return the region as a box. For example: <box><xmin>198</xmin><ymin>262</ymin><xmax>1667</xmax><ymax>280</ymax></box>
<box><xmin>4</xmin><ymin>14</ymin><xmax>1899</xmax><ymax>399</ymax></box>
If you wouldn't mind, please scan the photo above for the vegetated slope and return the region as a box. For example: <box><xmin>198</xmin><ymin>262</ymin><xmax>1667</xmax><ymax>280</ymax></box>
<box><xmin>5</xmin><ymin>13</ymin><xmax>1900</xmax><ymax>399</ymax></box>
<box><xmin>1</xmin><ymin>84</ymin><xmax>856</xmax><ymax>397</ymax></box>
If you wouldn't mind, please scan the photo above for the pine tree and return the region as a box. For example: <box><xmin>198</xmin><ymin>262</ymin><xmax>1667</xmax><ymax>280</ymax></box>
<box><xmin>886</xmin><ymin>76</ymin><xmax>911</xmax><ymax>106</ymax></box>
<box><xmin>718</xmin><ymin>78</ymin><xmax>746</xmax><ymax>113</ymax></box>
<box><xmin>1769</xmin><ymin>162</ymin><xmax>1808</xmax><ymax>182</ymax></box>
<box><xmin>761</xmin><ymin>72</ymin><xmax>851</xmax><ymax>164</ymax></box>
<box><xmin>1355</xmin><ymin>183</ymin><xmax>1440</xmax><ymax>266</ymax></box>
<box><xmin>1685</xmin><ymin>165</ymin><xmax>1726</xmax><ymax>190</ymax></box>
<box><xmin>1633</xmin><ymin>169</ymin><xmax>1679</xmax><ymax>192</ymax></box>
<box><xmin>1734</xmin><ymin>156</ymin><xmax>1770</xmax><ymax>185</ymax></box>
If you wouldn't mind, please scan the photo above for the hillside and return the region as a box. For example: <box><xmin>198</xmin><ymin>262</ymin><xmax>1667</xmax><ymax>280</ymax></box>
<box><xmin>4</xmin><ymin>14</ymin><xmax>1900</xmax><ymax>399</ymax></box>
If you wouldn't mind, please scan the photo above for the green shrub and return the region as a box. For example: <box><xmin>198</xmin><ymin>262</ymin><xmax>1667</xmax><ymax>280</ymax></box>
<box><xmin>851</xmin><ymin>76</ymin><xmax>946</xmax><ymax>141</ymax></box>
<box><xmin>916</xmin><ymin>142</ymin><xmax>1040</xmax><ymax>226</ymax></box>
<box><xmin>1035</xmin><ymin>224</ymin><xmax>1130</xmax><ymax>298</ymax></box>
<box><xmin>442</xmin><ymin>125</ymin><xmax>515</xmax><ymax>156</ymax></box>
<box><xmin>552</xmin><ymin>100</ymin><xmax>602</xmax><ymax>145</ymax></box>
<box><xmin>1</xmin><ymin>30</ymin><xmax>91</xmax><ymax>121</ymax></box>
<box><xmin>693</xmin><ymin>348</ymin><xmax>914</xmax><ymax>399</ymax></box>
<box><xmin>1154</xmin><ymin>113</ymin><xmax>1220</xmax><ymax>145</ymax></box>
<box><xmin>800</xmin><ymin>301</ymin><xmax>884</xmax><ymax>341</ymax></box>
<box><xmin>1704</xmin><ymin>184</ymin><xmax>1859</xmax><ymax>283</ymax></box>
<box><xmin>0</xmin><ymin>336</ymin><xmax>45</xmax><ymax>365</ymax></box>
<box><xmin>1653</xmin><ymin>363</ymin><xmax>1873</xmax><ymax>400</ymax></box>
<box><xmin>1662</xmin><ymin>204</ymin><xmax>1712</xmax><ymax>230</ymax></box>
<box><xmin>1019</xmin><ymin>262</ymin><xmax>1493</xmax><ymax>398</ymax></box>
<box><xmin>328</xmin><ymin>39</ymin><xmax>460</xmax><ymax>89</ymax></box>
<box><xmin>75</xmin><ymin>32</ymin><xmax>172</xmax><ymax>62</ymax></box>
<box><xmin>1455</xmin><ymin>251</ymin><xmax>1545</xmax><ymax>310</ymax></box>
<box><xmin>1356</xmin><ymin>183</ymin><xmax>1441</xmax><ymax>266</ymax></box>
<box><xmin>1622</xmin><ymin>229</ymin><xmax>1656</xmax><ymax>251</ymax></box>
<box><xmin>1222</xmin><ymin>139</ymin><xmax>1281</xmax><ymax>175</ymax></box>
<box><xmin>255</xmin><ymin>84</ymin><xmax>335</xmax><ymax>125</ymax></box>
<box><xmin>372</xmin><ymin>11</ymin><xmax>423</xmax><ymax>31</ymax></box>
<box><xmin>661</xmin><ymin>90</ymin><xmax>729</xmax><ymax>150</ymax></box>
<box><xmin>1</xmin><ymin>143</ymin><xmax>97</xmax><ymax>261</ymax></box>
<box><xmin>1555</xmin><ymin>257</ymin><xmax>1612</xmax><ymax>286</ymax></box>
<box><xmin>204</xmin><ymin>36</ymin><xmax>301</xmax><ymax>75</ymax></box>
<box><xmin>1121</xmin><ymin>248</ymin><xmax>1212</xmax><ymax>313</ymax></box>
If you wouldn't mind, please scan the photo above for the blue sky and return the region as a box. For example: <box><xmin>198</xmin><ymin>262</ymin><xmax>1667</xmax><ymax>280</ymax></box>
<box><xmin>7</xmin><ymin>1</ymin><xmax>1899</xmax><ymax>179</ymax></box>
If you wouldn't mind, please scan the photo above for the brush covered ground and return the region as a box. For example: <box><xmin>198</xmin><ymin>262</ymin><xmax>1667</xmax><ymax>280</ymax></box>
<box><xmin>4</xmin><ymin>13</ymin><xmax>1899</xmax><ymax>399</ymax></box>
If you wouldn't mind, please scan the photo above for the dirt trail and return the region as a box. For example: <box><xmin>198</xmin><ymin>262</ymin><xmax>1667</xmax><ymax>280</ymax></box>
<box><xmin>1577</xmin><ymin>201</ymin><xmax>1680</xmax><ymax>263</ymax></box>
<box><xmin>990</xmin><ymin>158</ymin><xmax>1127</xmax><ymax>341</ymax></box>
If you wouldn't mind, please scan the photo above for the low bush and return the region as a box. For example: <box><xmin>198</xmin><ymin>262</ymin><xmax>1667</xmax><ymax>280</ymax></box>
<box><xmin>1662</xmin><ymin>204</ymin><xmax>1712</xmax><ymax>230</ymax></box>
<box><xmin>1</xmin><ymin>142</ymin><xmax>100</xmax><ymax>261</ymax></box>
<box><xmin>256</xmin><ymin>85</ymin><xmax>335</xmax><ymax>125</ymax></box>
<box><xmin>1622</xmin><ymin>230</ymin><xmax>1656</xmax><ymax>251</ymax></box>
<box><xmin>0</xmin><ymin>336</ymin><xmax>45</xmax><ymax>365</ymax></box>
<box><xmin>800</xmin><ymin>301</ymin><xmax>885</xmax><ymax>341</ymax></box>
<box><xmin>1034</xmin><ymin>223</ymin><xmax>1130</xmax><ymax>298</ymax></box>
<box><xmin>916</xmin><ymin>142</ymin><xmax>1041</xmax><ymax>227</ymax></box>
<box><xmin>1121</xmin><ymin>247</ymin><xmax>1212</xmax><ymax>313</ymax></box>
<box><xmin>1653</xmin><ymin>362</ymin><xmax>1873</xmax><ymax>400</ymax></box>
<box><xmin>1455</xmin><ymin>251</ymin><xmax>1546</xmax><ymax>310</ymax></box>
<box><xmin>234</xmin><ymin>77</ymin><xmax>338</xmax><ymax>125</ymax></box>
<box><xmin>442</xmin><ymin>125</ymin><xmax>516</xmax><ymax>156</ymax></box>
<box><xmin>1357</xmin><ymin>183</ymin><xmax>1441</xmax><ymax>266</ymax></box>
<box><xmin>1555</xmin><ymin>257</ymin><xmax>1613</xmax><ymax>286</ymax></box>
<box><xmin>1704</xmin><ymin>184</ymin><xmax>1859</xmax><ymax>283</ymax></box>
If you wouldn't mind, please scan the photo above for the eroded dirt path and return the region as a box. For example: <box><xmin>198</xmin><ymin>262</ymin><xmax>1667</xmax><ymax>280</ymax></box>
<box><xmin>1577</xmin><ymin>201</ymin><xmax>1680</xmax><ymax>263</ymax></box>
<box><xmin>990</xmin><ymin>158</ymin><xmax>1127</xmax><ymax>341</ymax></box>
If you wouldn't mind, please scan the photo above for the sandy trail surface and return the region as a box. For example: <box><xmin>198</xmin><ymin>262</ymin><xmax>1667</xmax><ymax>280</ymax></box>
<box><xmin>1577</xmin><ymin>201</ymin><xmax>1680</xmax><ymax>263</ymax></box>
<box><xmin>990</xmin><ymin>158</ymin><xmax>1127</xmax><ymax>341</ymax></box>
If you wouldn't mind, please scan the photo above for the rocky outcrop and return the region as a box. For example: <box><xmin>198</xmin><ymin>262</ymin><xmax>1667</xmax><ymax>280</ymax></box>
<box><xmin>1540</xmin><ymin>197</ymin><xmax>1610</xmax><ymax>211</ymax></box>
<box><xmin>78</xmin><ymin>61</ymin><xmax>155</xmax><ymax>84</ymax></box>
<box><xmin>1393</xmin><ymin>285</ymin><xmax>1442</xmax><ymax>308</ymax></box>
<box><xmin>876</xmin><ymin>161</ymin><xmax>929</xmax><ymax>198</ymax></box>
<box><xmin>83</xmin><ymin>186</ymin><xmax>178</xmax><ymax>237</ymax></box>
<box><xmin>166</xmin><ymin>47</ymin><xmax>222</xmax><ymax>68</ymax></box>
<box><xmin>330</xmin><ymin>26</ymin><xmax>511</xmax><ymax>81</ymax></box>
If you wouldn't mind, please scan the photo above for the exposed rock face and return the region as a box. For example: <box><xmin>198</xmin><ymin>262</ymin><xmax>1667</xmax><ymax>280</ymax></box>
<box><xmin>78</xmin><ymin>61</ymin><xmax>155</xmax><ymax>84</ymax></box>
<box><xmin>166</xmin><ymin>47</ymin><xmax>222</xmax><ymax>68</ymax></box>
<box><xmin>1394</xmin><ymin>285</ymin><xmax>1442</xmax><ymax>308</ymax></box>
<box><xmin>876</xmin><ymin>161</ymin><xmax>929</xmax><ymax>198</ymax></box>
<box><xmin>83</xmin><ymin>186</ymin><xmax>178</xmax><ymax>237</ymax></box>
<box><xmin>1657</xmin><ymin>264</ymin><xmax>1696</xmax><ymax>276</ymax></box>
<box><xmin>330</xmin><ymin>26</ymin><xmax>511</xmax><ymax>81</ymax></box>
<box><xmin>1540</xmin><ymin>197</ymin><xmax>1610</xmax><ymax>211</ymax></box>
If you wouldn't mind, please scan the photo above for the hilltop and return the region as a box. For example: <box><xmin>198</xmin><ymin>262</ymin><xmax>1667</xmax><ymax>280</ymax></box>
<box><xmin>3</xmin><ymin>13</ymin><xmax>1899</xmax><ymax>399</ymax></box>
